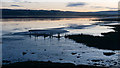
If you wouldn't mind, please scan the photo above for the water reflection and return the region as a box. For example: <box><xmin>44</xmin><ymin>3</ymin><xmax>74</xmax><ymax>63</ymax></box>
<box><xmin>2</xmin><ymin>17</ymin><xmax>120</xmax><ymax>67</ymax></box>
<box><xmin>2</xmin><ymin>17</ymin><xmax>97</xmax><ymax>22</ymax></box>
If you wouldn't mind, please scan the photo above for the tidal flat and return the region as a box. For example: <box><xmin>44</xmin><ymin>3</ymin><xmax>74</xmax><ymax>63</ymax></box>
<box><xmin>2</xmin><ymin>17</ymin><xmax>120</xmax><ymax>68</ymax></box>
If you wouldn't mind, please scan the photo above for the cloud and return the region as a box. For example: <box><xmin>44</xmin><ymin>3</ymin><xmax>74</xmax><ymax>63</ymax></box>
<box><xmin>12</xmin><ymin>0</ymin><xmax>31</xmax><ymax>3</ymax></box>
<box><xmin>11</xmin><ymin>5</ymin><xmax>21</xmax><ymax>7</ymax></box>
<box><xmin>105</xmin><ymin>7</ymin><xmax>118</xmax><ymax>9</ymax></box>
<box><xmin>92</xmin><ymin>6</ymin><xmax>117</xmax><ymax>9</ymax></box>
<box><xmin>92</xmin><ymin>6</ymin><xmax>103</xmax><ymax>8</ymax></box>
<box><xmin>12</xmin><ymin>0</ymin><xmax>21</xmax><ymax>2</ymax></box>
<box><xmin>67</xmin><ymin>2</ymin><xmax>87</xmax><ymax>7</ymax></box>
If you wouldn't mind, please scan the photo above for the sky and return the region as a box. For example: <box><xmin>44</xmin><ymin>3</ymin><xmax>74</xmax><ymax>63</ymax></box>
<box><xmin>1</xmin><ymin>0</ymin><xmax>120</xmax><ymax>12</ymax></box>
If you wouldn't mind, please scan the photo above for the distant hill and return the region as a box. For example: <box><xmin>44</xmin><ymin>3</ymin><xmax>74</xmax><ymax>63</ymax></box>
<box><xmin>1</xmin><ymin>9</ymin><xmax>119</xmax><ymax>18</ymax></box>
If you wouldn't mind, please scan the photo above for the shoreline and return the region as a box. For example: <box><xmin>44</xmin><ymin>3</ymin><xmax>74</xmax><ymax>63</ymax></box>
<box><xmin>1</xmin><ymin>16</ymin><xmax>118</xmax><ymax>19</ymax></box>
<box><xmin>2</xmin><ymin>18</ymin><xmax>120</xmax><ymax>68</ymax></box>
<box><xmin>2</xmin><ymin>61</ymin><xmax>109</xmax><ymax>68</ymax></box>
<box><xmin>65</xmin><ymin>24</ymin><xmax>120</xmax><ymax>50</ymax></box>
<box><xmin>93</xmin><ymin>17</ymin><xmax>120</xmax><ymax>21</ymax></box>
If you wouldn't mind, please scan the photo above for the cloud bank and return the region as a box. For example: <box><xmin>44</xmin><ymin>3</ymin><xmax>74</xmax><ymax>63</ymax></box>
<box><xmin>92</xmin><ymin>6</ymin><xmax>118</xmax><ymax>9</ymax></box>
<box><xmin>67</xmin><ymin>2</ymin><xmax>87</xmax><ymax>7</ymax></box>
<box><xmin>11</xmin><ymin>5</ymin><xmax>21</xmax><ymax>7</ymax></box>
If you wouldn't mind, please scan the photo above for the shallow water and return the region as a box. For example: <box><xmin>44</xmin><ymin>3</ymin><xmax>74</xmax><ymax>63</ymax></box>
<box><xmin>2</xmin><ymin>18</ymin><xmax>120</xmax><ymax>67</ymax></box>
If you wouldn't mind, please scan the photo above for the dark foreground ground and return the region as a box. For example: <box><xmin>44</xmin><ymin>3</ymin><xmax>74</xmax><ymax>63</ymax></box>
<box><xmin>2</xmin><ymin>61</ymin><xmax>109</xmax><ymax>68</ymax></box>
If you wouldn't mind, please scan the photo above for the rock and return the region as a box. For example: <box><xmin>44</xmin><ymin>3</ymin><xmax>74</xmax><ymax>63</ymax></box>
<box><xmin>77</xmin><ymin>56</ymin><xmax>80</xmax><ymax>58</ymax></box>
<box><xmin>91</xmin><ymin>59</ymin><xmax>102</xmax><ymax>62</ymax></box>
<box><xmin>44</xmin><ymin>49</ymin><xmax>46</xmax><ymax>51</ymax></box>
<box><xmin>103</xmin><ymin>52</ymin><xmax>115</xmax><ymax>56</ymax></box>
<box><xmin>3</xmin><ymin>60</ymin><xmax>11</xmax><ymax>63</ymax></box>
<box><xmin>71</xmin><ymin>52</ymin><xmax>77</xmax><ymax>55</ymax></box>
<box><xmin>31</xmin><ymin>52</ymin><xmax>35</xmax><ymax>54</ymax></box>
<box><xmin>113</xmin><ymin>62</ymin><xmax>117</xmax><ymax>65</ymax></box>
<box><xmin>22</xmin><ymin>52</ymin><xmax>27</xmax><ymax>55</ymax></box>
<box><xmin>93</xmin><ymin>63</ymin><xmax>100</xmax><ymax>65</ymax></box>
<box><xmin>82</xmin><ymin>52</ymin><xmax>85</xmax><ymax>53</ymax></box>
<box><xmin>59</xmin><ymin>59</ymin><xmax>63</xmax><ymax>60</ymax></box>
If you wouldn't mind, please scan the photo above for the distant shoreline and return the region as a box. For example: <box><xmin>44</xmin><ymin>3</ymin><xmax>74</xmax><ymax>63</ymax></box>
<box><xmin>1</xmin><ymin>9</ymin><xmax>119</xmax><ymax>19</ymax></box>
<box><xmin>1</xmin><ymin>16</ymin><xmax>95</xmax><ymax>19</ymax></box>
<box><xmin>1</xmin><ymin>16</ymin><xmax>119</xmax><ymax>19</ymax></box>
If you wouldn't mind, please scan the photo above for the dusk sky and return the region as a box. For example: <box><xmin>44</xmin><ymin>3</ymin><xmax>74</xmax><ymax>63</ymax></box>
<box><xmin>1</xmin><ymin>0</ymin><xmax>119</xmax><ymax>12</ymax></box>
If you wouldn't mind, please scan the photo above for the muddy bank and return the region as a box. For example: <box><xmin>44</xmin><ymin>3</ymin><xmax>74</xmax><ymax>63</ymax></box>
<box><xmin>2</xmin><ymin>61</ymin><xmax>109</xmax><ymax>68</ymax></box>
<box><xmin>93</xmin><ymin>17</ymin><xmax>120</xmax><ymax>21</ymax></box>
<box><xmin>65</xmin><ymin>24</ymin><xmax>120</xmax><ymax>50</ymax></box>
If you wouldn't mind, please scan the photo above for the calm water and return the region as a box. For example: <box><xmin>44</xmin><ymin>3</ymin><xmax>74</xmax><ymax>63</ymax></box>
<box><xmin>2</xmin><ymin>18</ymin><xmax>120</xmax><ymax>67</ymax></box>
<box><xmin>2</xmin><ymin>18</ymin><xmax>115</xmax><ymax>36</ymax></box>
